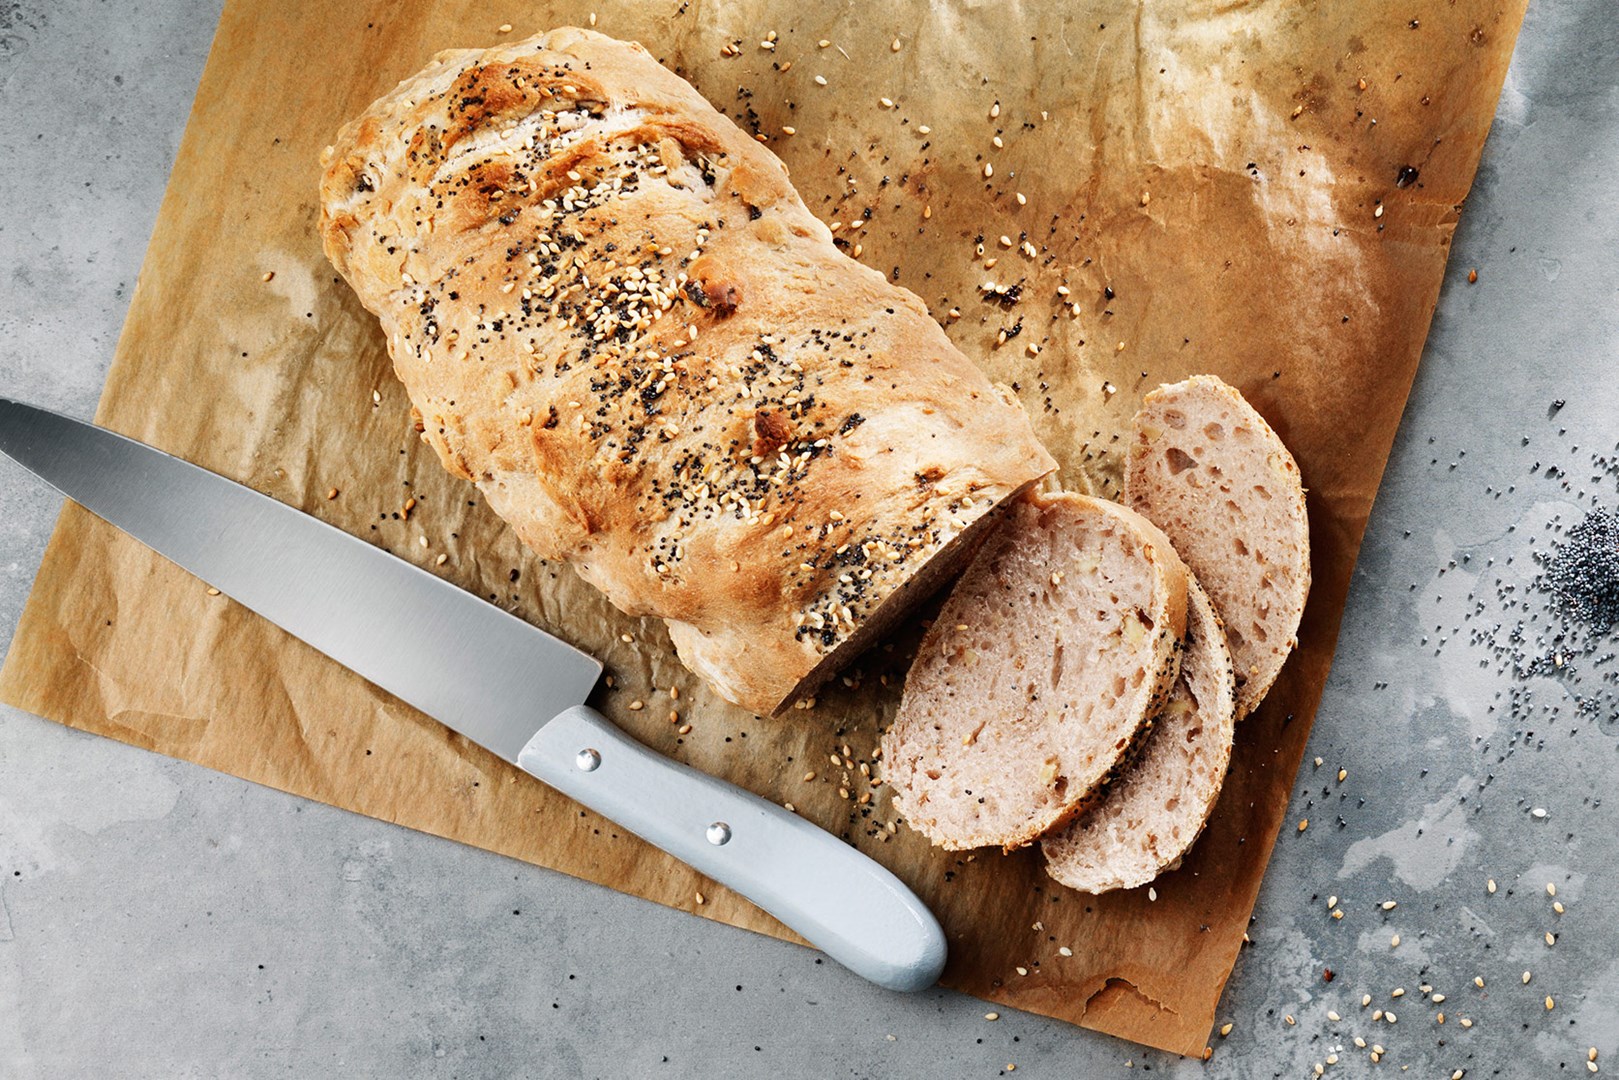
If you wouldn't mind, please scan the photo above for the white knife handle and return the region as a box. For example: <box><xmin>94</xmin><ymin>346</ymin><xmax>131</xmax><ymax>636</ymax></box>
<box><xmin>517</xmin><ymin>705</ymin><xmax>947</xmax><ymax>992</ymax></box>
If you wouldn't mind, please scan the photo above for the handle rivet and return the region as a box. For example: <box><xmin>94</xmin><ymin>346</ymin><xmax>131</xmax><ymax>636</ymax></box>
<box><xmin>575</xmin><ymin>748</ymin><xmax>601</xmax><ymax>772</ymax></box>
<box><xmin>706</xmin><ymin>821</ymin><xmax>732</xmax><ymax>846</ymax></box>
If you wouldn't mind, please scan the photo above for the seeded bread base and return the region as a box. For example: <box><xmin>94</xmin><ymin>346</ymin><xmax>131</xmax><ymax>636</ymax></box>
<box><xmin>1126</xmin><ymin>375</ymin><xmax>1310</xmax><ymax>719</ymax></box>
<box><xmin>881</xmin><ymin>492</ymin><xmax>1189</xmax><ymax>852</ymax></box>
<box><xmin>1041</xmin><ymin>577</ymin><xmax>1236</xmax><ymax>893</ymax></box>
<box><xmin>319</xmin><ymin>28</ymin><xmax>1056</xmax><ymax>717</ymax></box>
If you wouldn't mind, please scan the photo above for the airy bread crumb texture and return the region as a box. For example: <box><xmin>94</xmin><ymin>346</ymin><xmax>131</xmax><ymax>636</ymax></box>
<box><xmin>1126</xmin><ymin>375</ymin><xmax>1310</xmax><ymax>718</ymax></box>
<box><xmin>881</xmin><ymin>492</ymin><xmax>1188</xmax><ymax>851</ymax></box>
<box><xmin>1041</xmin><ymin>577</ymin><xmax>1236</xmax><ymax>893</ymax></box>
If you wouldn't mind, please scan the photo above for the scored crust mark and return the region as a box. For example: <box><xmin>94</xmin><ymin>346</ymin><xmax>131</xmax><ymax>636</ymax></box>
<box><xmin>1126</xmin><ymin>375</ymin><xmax>1310</xmax><ymax>719</ymax></box>
<box><xmin>318</xmin><ymin>28</ymin><xmax>1056</xmax><ymax>715</ymax></box>
<box><xmin>1042</xmin><ymin>577</ymin><xmax>1237</xmax><ymax>893</ymax></box>
<box><xmin>880</xmin><ymin>492</ymin><xmax>1190</xmax><ymax>852</ymax></box>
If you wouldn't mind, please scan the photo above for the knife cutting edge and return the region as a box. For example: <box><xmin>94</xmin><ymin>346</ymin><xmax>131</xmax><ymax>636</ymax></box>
<box><xmin>0</xmin><ymin>399</ymin><xmax>947</xmax><ymax>993</ymax></box>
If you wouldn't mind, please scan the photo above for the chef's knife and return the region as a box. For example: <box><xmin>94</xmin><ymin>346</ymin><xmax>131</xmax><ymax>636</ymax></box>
<box><xmin>0</xmin><ymin>399</ymin><xmax>946</xmax><ymax>993</ymax></box>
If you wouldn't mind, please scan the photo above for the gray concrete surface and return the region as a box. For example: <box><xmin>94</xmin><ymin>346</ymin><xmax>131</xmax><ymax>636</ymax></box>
<box><xmin>1</xmin><ymin>2</ymin><xmax>1616</xmax><ymax>1076</ymax></box>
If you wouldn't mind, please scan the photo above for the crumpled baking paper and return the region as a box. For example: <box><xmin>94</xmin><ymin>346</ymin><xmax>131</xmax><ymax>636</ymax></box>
<box><xmin>0</xmin><ymin>0</ymin><xmax>1526</xmax><ymax>1054</ymax></box>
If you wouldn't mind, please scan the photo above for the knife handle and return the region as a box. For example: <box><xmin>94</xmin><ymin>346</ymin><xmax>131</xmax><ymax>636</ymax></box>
<box><xmin>516</xmin><ymin>704</ymin><xmax>947</xmax><ymax>993</ymax></box>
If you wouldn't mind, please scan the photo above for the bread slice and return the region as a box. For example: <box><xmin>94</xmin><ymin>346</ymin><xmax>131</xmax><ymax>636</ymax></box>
<box><xmin>881</xmin><ymin>492</ymin><xmax>1189</xmax><ymax>851</ymax></box>
<box><xmin>1126</xmin><ymin>375</ymin><xmax>1310</xmax><ymax>718</ymax></box>
<box><xmin>1041</xmin><ymin>577</ymin><xmax>1236</xmax><ymax>892</ymax></box>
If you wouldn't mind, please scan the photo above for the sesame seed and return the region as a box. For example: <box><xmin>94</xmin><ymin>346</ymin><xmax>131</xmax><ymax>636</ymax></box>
<box><xmin>992</xmin><ymin>135</ymin><xmax>1004</xmax><ymax>149</ymax></box>
<box><xmin>1338</xmin><ymin>768</ymin><xmax>1348</xmax><ymax>782</ymax></box>
<box><xmin>261</xmin><ymin>270</ymin><xmax>275</xmax><ymax>283</ymax></box>
<box><xmin>880</xmin><ymin>97</ymin><xmax>894</xmax><ymax>109</ymax></box>
<box><xmin>1284</xmin><ymin>1015</ymin><xmax>1295</xmax><ymax>1026</ymax></box>
<box><xmin>435</xmin><ymin>553</ymin><xmax>448</xmax><ymax>566</ymax></box>
<box><xmin>781</xmin><ymin>125</ymin><xmax>796</xmax><ymax>135</ymax></box>
<box><xmin>1147</xmin><ymin>887</ymin><xmax>1157</xmax><ymax>901</ymax></box>
<box><xmin>1390</xmin><ymin>934</ymin><xmax>1401</xmax><ymax>948</ymax></box>
<box><xmin>1332</xmin><ymin>909</ymin><xmax>1343</xmax><ymax>919</ymax></box>
<box><xmin>326</xmin><ymin>488</ymin><xmax>339</xmax><ymax>500</ymax></box>
<box><xmin>1016</xmin><ymin>966</ymin><xmax>1027</xmax><ymax>976</ymax></box>
<box><xmin>677</xmin><ymin>723</ymin><xmax>692</xmax><ymax>735</ymax></box>
<box><xmin>497</xmin><ymin>23</ymin><xmax>512</xmax><ymax>33</ymax></box>
<box><xmin>891</xmin><ymin>38</ymin><xmax>902</xmax><ymax>51</ymax></box>
<box><xmin>1220</xmin><ymin>1023</ymin><xmax>1233</xmax><ymax>1037</ymax></box>
<box><xmin>1298</xmin><ymin>818</ymin><xmax>1309</xmax><ymax>832</ymax></box>
<box><xmin>1547</xmin><ymin>996</ymin><xmax>1556</xmax><ymax>1011</ymax></box>
<box><xmin>984</xmin><ymin>1012</ymin><xmax>999</xmax><ymax>1021</ymax></box>
<box><xmin>1460</xmin><ymin>1018</ymin><xmax>1473</xmax><ymax>1028</ymax></box>
<box><xmin>814</xmin><ymin>74</ymin><xmax>827</xmax><ymax>86</ymax></box>
<box><xmin>1488</xmin><ymin>879</ymin><xmax>1497</xmax><ymax>894</ymax></box>
<box><xmin>1139</xmin><ymin>191</ymin><xmax>1151</xmax><ymax>206</ymax></box>
<box><xmin>818</xmin><ymin>39</ymin><xmax>831</xmax><ymax>47</ymax></box>
<box><xmin>205</xmin><ymin>586</ymin><xmax>221</xmax><ymax>596</ymax></box>
<box><xmin>695</xmin><ymin>891</ymin><xmax>704</xmax><ymax>905</ymax></box>
<box><xmin>1523</xmin><ymin>971</ymin><xmax>1532</xmax><ymax>984</ymax></box>
<box><xmin>1432</xmin><ymin>993</ymin><xmax>1446</xmax><ymax>1003</ymax></box>
<box><xmin>983</xmin><ymin>163</ymin><xmax>994</xmax><ymax>178</ymax></box>
<box><xmin>1327</xmin><ymin>895</ymin><xmax>1338</xmax><ymax>909</ymax></box>
<box><xmin>1547</xmin><ymin>882</ymin><xmax>1557</xmax><ymax>897</ymax></box>
<box><xmin>1374</xmin><ymin>202</ymin><xmax>1384</xmax><ymax>218</ymax></box>
<box><xmin>1016</xmin><ymin>192</ymin><xmax>1026</xmax><ymax>205</ymax></box>
<box><xmin>1327</xmin><ymin>1010</ymin><xmax>1341</xmax><ymax>1021</ymax></box>
<box><xmin>989</xmin><ymin>101</ymin><xmax>1000</xmax><ymax>118</ymax></box>
<box><xmin>1381</xmin><ymin>900</ymin><xmax>1398</xmax><ymax>910</ymax></box>
<box><xmin>1545</xmin><ymin>931</ymin><xmax>1557</xmax><ymax>946</ymax></box>
<box><xmin>1058</xmin><ymin>946</ymin><xmax>1072</xmax><ymax>957</ymax></box>
<box><xmin>1554</xmin><ymin>901</ymin><xmax>1566</xmax><ymax>914</ymax></box>
<box><xmin>918</xmin><ymin>124</ymin><xmax>931</xmax><ymax>134</ymax></box>
<box><xmin>628</xmin><ymin>700</ymin><xmax>644</xmax><ymax>711</ymax></box>
<box><xmin>1362</xmin><ymin>995</ymin><xmax>1372</xmax><ymax>1007</ymax></box>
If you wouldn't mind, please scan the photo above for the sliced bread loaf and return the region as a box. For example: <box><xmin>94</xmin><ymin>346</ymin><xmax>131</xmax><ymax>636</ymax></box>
<box><xmin>881</xmin><ymin>492</ymin><xmax>1189</xmax><ymax>851</ymax></box>
<box><xmin>1041</xmin><ymin>576</ymin><xmax>1236</xmax><ymax>893</ymax></box>
<box><xmin>1126</xmin><ymin>375</ymin><xmax>1310</xmax><ymax>718</ymax></box>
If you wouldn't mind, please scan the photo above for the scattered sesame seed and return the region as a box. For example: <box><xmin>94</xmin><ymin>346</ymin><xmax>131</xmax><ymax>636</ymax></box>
<box><xmin>983</xmin><ymin>163</ymin><xmax>994</xmax><ymax>178</ymax></box>
<box><xmin>1327</xmin><ymin>1010</ymin><xmax>1341</xmax><ymax>1021</ymax></box>
<box><xmin>628</xmin><ymin>700</ymin><xmax>644</xmax><ymax>711</ymax></box>
<box><xmin>1468</xmin><ymin>268</ymin><xmax>1479</xmax><ymax>283</ymax></box>
<box><xmin>984</xmin><ymin>1012</ymin><xmax>999</xmax><ymax>1021</ymax></box>
<box><xmin>1298</xmin><ymin>818</ymin><xmax>1309</xmax><ymax>832</ymax></box>
<box><xmin>695</xmin><ymin>891</ymin><xmax>704</xmax><ymax>905</ymax></box>
<box><xmin>1058</xmin><ymin>946</ymin><xmax>1073</xmax><ymax>957</ymax></box>
<box><xmin>1547</xmin><ymin>996</ymin><xmax>1556</xmax><ymax>1011</ymax></box>
<box><xmin>1337</xmin><ymin>768</ymin><xmax>1348</xmax><ymax>782</ymax></box>
<box><xmin>1362</xmin><ymin>995</ymin><xmax>1372</xmax><ymax>1007</ymax></box>
<box><xmin>1390</xmin><ymin>934</ymin><xmax>1401</xmax><ymax>948</ymax></box>
<box><xmin>1488</xmin><ymin>879</ymin><xmax>1497</xmax><ymax>894</ymax></box>
<box><xmin>261</xmin><ymin>270</ymin><xmax>275</xmax><ymax>283</ymax></box>
<box><xmin>1284</xmin><ymin>1015</ymin><xmax>1296</xmax><ymax>1026</ymax></box>
<box><xmin>677</xmin><ymin>723</ymin><xmax>692</xmax><ymax>735</ymax></box>
<box><xmin>1545</xmin><ymin>931</ymin><xmax>1557</xmax><ymax>946</ymax></box>
<box><xmin>1147</xmin><ymin>887</ymin><xmax>1157</xmax><ymax>901</ymax></box>
<box><xmin>1432</xmin><ymin>993</ymin><xmax>1446</xmax><ymax>1003</ymax></box>
<box><xmin>891</xmin><ymin>38</ymin><xmax>902</xmax><ymax>51</ymax></box>
<box><xmin>989</xmin><ymin>101</ymin><xmax>1000</xmax><ymax>119</ymax></box>
<box><xmin>1220</xmin><ymin>1023</ymin><xmax>1233</xmax><ymax>1037</ymax></box>
<box><xmin>1015</xmin><ymin>192</ymin><xmax>1027</xmax><ymax>205</ymax></box>
<box><xmin>205</xmin><ymin>586</ymin><xmax>221</xmax><ymax>596</ymax></box>
<box><xmin>435</xmin><ymin>553</ymin><xmax>448</xmax><ymax>566</ymax></box>
<box><xmin>1460</xmin><ymin>1018</ymin><xmax>1473</xmax><ymax>1028</ymax></box>
<box><xmin>326</xmin><ymin>488</ymin><xmax>339</xmax><ymax>500</ymax></box>
<box><xmin>1523</xmin><ymin>971</ymin><xmax>1533</xmax><ymax>984</ymax></box>
<box><xmin>497</xmin><ymin>23</ymin><xmax>512</xmax><ymax>33</ymax></box>
<box><xmin>917</xmin><ymin>124</ymin><xmax>931</xmax><ymax>134</ymax></box>
<box><xmin>1382</xmin><ymin>900</ymin><xmax>1398</xmax><ymax>910</ymax></box>
<box><xmin>1547</xmin><ymin>883</ymin><xmax>1557</xmax><ymax>897</ymax></box>
<box><xmin>1016</xmin><ymin>966</ymin><xmax>1028</xmax><ymax>976</ymax></box>
<box><xmin>1554</xmin><ymin>901</ymin><xmax>1566</xmax><ymax>914</ymax></box>
<box><xmin>818</xmin><ymin>38</ymin><xmax>831</xmax><ymax>47</ymax></box>
<box><xmin>814</xmin><ymin>74</ymin><xmax>828</xmax><ymax>86</ymax></box>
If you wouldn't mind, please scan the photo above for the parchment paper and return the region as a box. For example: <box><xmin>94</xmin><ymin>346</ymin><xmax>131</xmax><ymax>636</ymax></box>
<box><xmin>0</xmin><ymin>0</ymin><xmax>1527</xmax><ymax>1055</ymax></box>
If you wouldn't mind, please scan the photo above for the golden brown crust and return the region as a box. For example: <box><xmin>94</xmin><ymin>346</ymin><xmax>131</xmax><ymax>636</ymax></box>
<box><xmin>319</xmin><ymin>28</ymin><xmax>1055</xmax><ymax>714</ymax></box>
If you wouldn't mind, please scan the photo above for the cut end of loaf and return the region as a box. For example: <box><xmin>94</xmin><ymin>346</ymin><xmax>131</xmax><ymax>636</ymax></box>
<box><xmin>1127</xmin><ymin>374</ymin><xmax>1310</xmax><ymax>719</ymax></box>
<box><xmin>881</xmin><ymin>492</ymin><xmax>1188</xmax><ymax>851</ymax></box>
<box><xmin>1042</xmin><ymin>577</ymin><xmax>1237</xmax><ymax>893</ymax></box>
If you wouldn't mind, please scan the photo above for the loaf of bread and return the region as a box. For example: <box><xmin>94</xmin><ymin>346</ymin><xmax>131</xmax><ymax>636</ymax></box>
<box><xmin>1041</xmin><ymin>576</ymin><xmax>1236</xmax><ymax>892</ymax></box>
<box><xmin>319</xmin><ymin>28</ymin><xmax>1055</xmax><ymax>715</ymax></box>
<box><xmin>1125</xmin><ymin>376</ymin><xmax>1309</xmax><ymax>717</ymax></box>
<box><xmin>880</xmin><ymin>493</ymin><xmax>1188</xmax><ymax>851</ymax></box>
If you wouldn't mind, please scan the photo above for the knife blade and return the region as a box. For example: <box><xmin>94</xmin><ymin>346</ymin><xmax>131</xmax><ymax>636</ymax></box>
<box><xmin>0</xmin><ymin>399</ymin><xmax>946</xmax><ymax>993</ymax></box>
